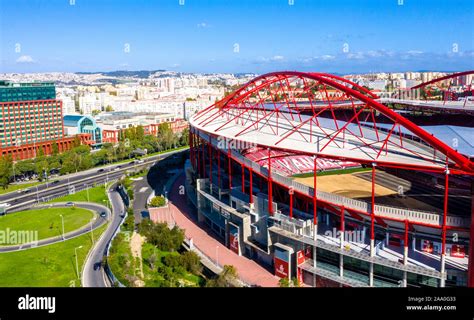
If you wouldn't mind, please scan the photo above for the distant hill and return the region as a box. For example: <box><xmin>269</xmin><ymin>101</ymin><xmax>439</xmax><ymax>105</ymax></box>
<box><xmin>76</xmin><ymin>70</ymin><xmax>166</xmax><ymax>78</ymax></box>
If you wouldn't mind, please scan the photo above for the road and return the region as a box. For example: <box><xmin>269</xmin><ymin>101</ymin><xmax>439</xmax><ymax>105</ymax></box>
<box><xmin>0</xmin><ymin>202</ymin><xmax>110</xmax><ymax>253</ymax></box>
<box><xmin>82</xmin><ymin>186</ymin><xmax>126</xmax><ymax>287</ymax></box>
<box><xmin>0</xmin><ymin>148</ymin><xmax>188</xmax><ymax>213</ymax></box>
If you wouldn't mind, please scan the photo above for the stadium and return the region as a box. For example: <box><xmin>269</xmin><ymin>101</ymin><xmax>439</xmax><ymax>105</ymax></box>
<box><xmin>185</xmin><ymin>71</ymin><xmax>474</xmax><ymax>287</ymax></box>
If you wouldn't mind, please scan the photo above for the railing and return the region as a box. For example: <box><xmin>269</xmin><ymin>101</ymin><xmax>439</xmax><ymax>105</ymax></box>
<box><xmin>194</xmin><ymin>129</ymin><xmax>469</xmax><ymax>229</ymax></box>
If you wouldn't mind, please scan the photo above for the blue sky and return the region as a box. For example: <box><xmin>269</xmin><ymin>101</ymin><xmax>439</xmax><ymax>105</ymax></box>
<box><xmin>0</xmin><ymin>0</ymin><xmax>473</xmax><ymax>74</ymax></box>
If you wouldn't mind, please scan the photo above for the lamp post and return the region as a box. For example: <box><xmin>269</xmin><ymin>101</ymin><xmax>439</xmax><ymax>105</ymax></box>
<box><xmin>90</xmin><ymin>218</ymin><xmax>94</xmax><ymax>244</ymax></box>
<box><xmin>85</xmin><ymin>184</ymin><xmax>89</xmax><ymax>202</ymax></box>
<box><xmin>75</xmin><ymin>245</ymin><xmax>83</xmax><ymax>279</ymax></box>
<box><xmin>60</xmin><ymin>214</ymin><xmax>65</xmax><ymax>240</ymax></box>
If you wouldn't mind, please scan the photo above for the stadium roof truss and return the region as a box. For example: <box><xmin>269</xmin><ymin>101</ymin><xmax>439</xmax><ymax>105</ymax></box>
<box><xmin>192</xmin><ymin>71</ymin><xmax>474</xmax><ymax>175</ymax></box>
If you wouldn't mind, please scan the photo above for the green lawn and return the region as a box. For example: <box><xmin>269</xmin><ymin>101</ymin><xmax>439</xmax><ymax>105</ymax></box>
<box><xmin>0</xmin><ymin>223</ymin><xmax>108</xmax><ymax>287</ymax></box>
<box><xmin>292</xmin><ymin>167</ymin><xmax>371</xmax><ymax>178</ymax></box>
<box><xmin>0</xmin><ymin>181</ymin><xmax>42</xmax><ymax>196</ymax></box>
<box><xmin>0</xmin><ymin>207</ymin><xmax>94</xmax><ymax>245</ymax></box>
<box><xmin>48</xmin><ymin>185</ymin><xmax>109</xmax><ymax>205</ymax></box>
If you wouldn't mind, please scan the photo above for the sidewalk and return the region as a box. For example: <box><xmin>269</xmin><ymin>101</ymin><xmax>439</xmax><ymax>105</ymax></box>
<box><xmin>154</xmin><ymin>174</ymin><xmax>279</xmax><ymax>287</ymax></box>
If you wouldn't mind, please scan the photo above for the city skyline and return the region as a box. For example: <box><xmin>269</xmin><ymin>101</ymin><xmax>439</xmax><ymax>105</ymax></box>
<box><xmin>1</xmin><ymin>0</ymin><xmax>473</xmax><ymax>74</ymax></box>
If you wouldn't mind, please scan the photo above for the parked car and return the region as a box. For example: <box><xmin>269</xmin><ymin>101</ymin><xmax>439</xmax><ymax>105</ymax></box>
<box><xmin>65</xmin><ymin>202</ymin><xmax>75</xmax><ymax>207</ymax></box>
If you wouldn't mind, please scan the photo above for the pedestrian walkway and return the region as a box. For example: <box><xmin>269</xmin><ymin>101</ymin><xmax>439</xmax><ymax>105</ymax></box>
<box><xmin>165</xmin><ymin>174</ymin><xmax>279</xmax><ymax>287</ymax></box>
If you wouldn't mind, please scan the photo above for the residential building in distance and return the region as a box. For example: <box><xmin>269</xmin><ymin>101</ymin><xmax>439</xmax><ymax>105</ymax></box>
<box><xmin>97</xmin><ymin>111</ymin><xmax>187</xmax><ymax>144</ymax></box>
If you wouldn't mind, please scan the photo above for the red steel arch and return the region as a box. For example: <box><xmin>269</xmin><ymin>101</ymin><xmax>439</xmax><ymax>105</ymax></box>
<box><xmin>193</xmin><ymin>71</ymin><xmax>474</xmax><ymax>174</ymax></box>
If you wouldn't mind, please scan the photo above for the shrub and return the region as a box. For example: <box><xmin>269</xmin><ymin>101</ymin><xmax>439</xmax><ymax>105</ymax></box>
<box><xmin>149</xmin><ymin>195</ymin><xmax>166</xmax><ymax>208</ymax></box>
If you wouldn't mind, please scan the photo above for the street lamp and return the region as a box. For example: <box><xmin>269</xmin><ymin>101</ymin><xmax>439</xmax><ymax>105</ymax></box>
<box><xmin>75</xmin><ymin>245</ymin><xmax>83</xmax><ymax>279</ymax></box>
<box><xmin>85</xmin><ymin>184</ymin><xmax>89</xmax><ymax>202</ymax></box>
<box><xmin>90</xmin><ymin>218</ymin><xmax>94</xmax><ymax>244</ymax></box>
<box><xmin>59</xmin><ymin>214</ymin><xmax>65</xmax><ymax>240</ymax></box>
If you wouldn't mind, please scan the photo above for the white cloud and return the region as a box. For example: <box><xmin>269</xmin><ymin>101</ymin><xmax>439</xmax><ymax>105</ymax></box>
<box><xmin>346</xmin><ymin>52</ymin><xmax>365</xmax><ymax>60</ymax></box>
<box><xmin>320</xmin><ymin>55</ymin><xmax>335</xmax><ymax>60</ymax></box>
<box><xmin>406</xmin><ymin>50</ymin><xmax>423</xmax><ymax>55</ymax></box>
<box><xmin>197</xmin><ymin>22</ymin><xmax>208</xmax><ymax>28</ymax></box>
<box><xmin>16</xmin><ymin>55</ymin><xmax>35</xmax><ymax>63</ymax></box>
<box><xmin>254</xmin><ymin>55</ymin><xmax>285</xmax><ymax>63</ymax></box>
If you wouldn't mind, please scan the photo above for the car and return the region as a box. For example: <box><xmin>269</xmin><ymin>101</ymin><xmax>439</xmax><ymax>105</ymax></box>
<box><xmin>100</xmin><ymin>211</ymin><xmax>106</xmax><ymax>218</ymax></box>
<box><xmin>23</xmin><ymin>188</ymin><xmax>31</xmax><ymax>193</ymax></box>
<box><xmin>97</xmin><ymin>168</ymin><xmax>105</xmax><ymax>173</ymax></box>
<box><xmin>93</xmin><ymin>262</ymin><xmax>102</xmax><ymax>270</ymax></box>
<box><xmin>136</xmin><ymin>159</ymin><xmax>144</xmax><ymax>164</ymax></box>
<box><xmin>65</xmin><ymin>202</ymin><xmax>75</xmax><ymax>207</ymax></box>
<box><xmin>52</xmin><ymin>180</ymin><xmax>60</xmax><ymax>185</ymax></box>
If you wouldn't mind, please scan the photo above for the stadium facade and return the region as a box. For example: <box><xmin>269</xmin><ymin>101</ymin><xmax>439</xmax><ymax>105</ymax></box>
<box><xmin>185</xmin><ymin>71</ymin><xmax>474</xmax><ymax>288</ymax></box>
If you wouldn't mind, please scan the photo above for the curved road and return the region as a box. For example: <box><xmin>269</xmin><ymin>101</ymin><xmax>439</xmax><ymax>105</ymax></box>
<box><xmin>0</xmin><ymin>202</ymin><xmax>110</xmax><ymax>253</ymax></box>
<box><xmin>82</xmin><ymin>185</ymin><xmax>126</xmax><ymax>287</ymax></box>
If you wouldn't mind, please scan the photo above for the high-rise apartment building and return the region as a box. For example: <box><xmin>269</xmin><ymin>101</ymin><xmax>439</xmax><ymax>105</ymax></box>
<box><xmin>0</xmin><ymin>81</ymin><xmax>91</xmax><ymax>160</ymax></box>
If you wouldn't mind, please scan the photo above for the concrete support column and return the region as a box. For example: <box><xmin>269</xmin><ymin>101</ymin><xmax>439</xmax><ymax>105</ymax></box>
<box><xmin>369</xmin><ymin>262</ymin><xmax>374</xmax><ymax>287</ymax></box>
<box><xmin>289</xmin><ymin>190</ymin><xmax>293</xmax><ymax>219</ymax></box>
<box><xmin>440</xmin><ymin>166</ymin><xmax>449</xmax><ymax>288</ymax></box>
<box><xmin>241</xmin><ymin>164</ymin><xmax>245</xmax><ymax>194</ymax></box>
<box><xmin>339</xmin><ymin>254</ymin><xmax>344</xmax><ymax>278</ymax></box>
<box><xmin>402</xmin><ymin>271</ymin><xmax>407</xmax><ymax>287</ymax></box>
<box><xmin>440</xmin><ymin>254</ymin><xmax>446</xmax><ymax>287</ymax></box>
<box><xmin>267</xmin><ymin>148</ymin><xmax>273</xmax><ymax>215</ymax></box>
<box><xmin>312</xmin><ymin>223</ymin><xmax>318</xmax><ymax>287</ymax></box>
<box><xmin>370</xmin><ymin>163</ymin><xmax>376</xmax><ymax>257</ymax></box>
<box><xmin>249</xmin><ymin>168</ymin><xmax>253</xmax><ymax>205</ymax></box>
<box><xmin>467</xmin><ymin>180</ymin><xmax>474</xmax><ymax>287</ymax></box>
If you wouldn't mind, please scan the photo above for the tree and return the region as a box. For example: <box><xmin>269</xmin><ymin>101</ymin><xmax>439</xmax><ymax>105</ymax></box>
<box><xmin>105</xmin><ymin>105</ymin><xmax>114</xmax><ymax>112</ymax></box>
<box><xmin>51</xmin><ymin>142</ymin><xmax>59</xmax><ymax>156</ymax></box>
<box><xmin>136</xmin><ymin>125</ymin><xmax>145</xmax><ymax>141</ymax></box>
<box><xmin>278</xmin><ymin>277</ymin><xmax>300</xmax><ymax>287</ymax></box>
<box><xmin>91</xmin><ymin>109</ymin><xmax>101</xmax><ymax>116</ymax></box>
<box><xmin>73</xmin><ymin>135</ymin><xmax>81</xmax><ymax>148</ymax></box>
<box><xmin>149</xmin><ymin>196</ymin><xmax>166</xmax><ymax>208</ymax></box>
<box><xmin>0</xmin><ymin>156</ymin><xmax>13</xmax><ymax>189</ymax></box>
<box><xmin>206</xmin><ymin>265</ymin><xmax>240</xmax><ymax>287</ymax></box>
<box><xmin>180</xmin><ymin>251</ymin><xmax>202</xmax><ymax>275</ymax></box>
